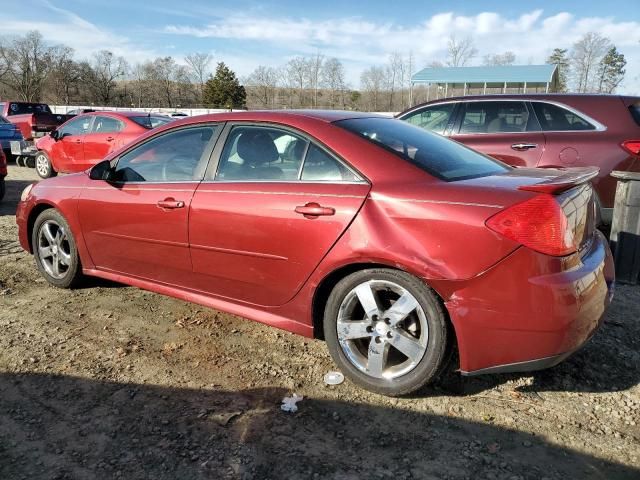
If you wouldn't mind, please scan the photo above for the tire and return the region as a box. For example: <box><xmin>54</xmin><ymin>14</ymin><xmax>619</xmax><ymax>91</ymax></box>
<box><xmin>32</xmin><ymin>209</ymin><xmax>83</xmax><ymax>288</ymax></box>
<box><xmin>0</xmin><ymin>178</ymin><xmax>5</xmax><ymax>202</ymax></box>
<box><xmin>15</xmin><ymin>156</ymin><xmax>24</xmax><ymax>167</ymax></box>
<box><xmin>324</xmin><ymin>268</ymin><xmax>448</xmax><ymax>396</ymax></box>
<box><xmin>34</xmin><ymin>151</ymin><xmax>56</xmax><ymax>178</ymax></box>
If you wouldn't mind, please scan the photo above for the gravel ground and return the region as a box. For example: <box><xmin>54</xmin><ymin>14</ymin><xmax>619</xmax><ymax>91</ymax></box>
<box><xmin>0</xmin><ymin>164</ymin><xmax>638</xmax><ymax>480</ymax></box>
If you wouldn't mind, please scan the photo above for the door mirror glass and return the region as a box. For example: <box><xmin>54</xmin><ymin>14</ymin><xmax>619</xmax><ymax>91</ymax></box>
<box><xmin>89</xmin><ymin>160</ymin><xmax>113</xmax><ymax>181</ymax></box>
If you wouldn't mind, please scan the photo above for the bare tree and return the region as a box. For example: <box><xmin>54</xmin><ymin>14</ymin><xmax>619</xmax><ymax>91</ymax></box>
<box><xmin>47</xmin><ymin>46</ymin><xmax>81</xmax><ymax>104</ymax></box>
<box><xmin>245</xmin><ymin>65</ymin><xmax>280</xmax><ymax>107</ymax></box>
<box><xmin>571</xmin><ymin>32</ymin><xmax>611</xmax><ymax>92</ymax></box>
<box><xmin>321</xmin><ymin>58</ymin><xmax>346</xmax><ymax>108</ymax></box>
<box><xmin>387</xmin><ymin>52</ymin><xmax>404</xmax><ymax>111</ymax></box>
<box><xmin>286</xmin><ymin>57</ymin><xmax>309</xmax><ymax>107</ymax></box>
<box><xmin>360</xmin><ymin>66</ymin><xmax>386</xmax><ymax>111</ymax></box>
<box><xmin>483</xmin><ymin>51</ymin><xmax>516</xmax><ymax>66</ymax></box>
<box><xmin>185</xmin><ymin>52</ymin><xmax>213</xmax><ymax>102</ymax></box>
<box><xmin>446</xmin><ymin>35</ymin><xmax>477</xmax><ymax>67</ymax></box>
<box><xmin>88</xmin><ymin>50</ymin><xmax>127</xmax><ymax>104</ymax></box>
<box><xmin>306</xmin><ymin>53</ymin><xmax>324</xmax><ymax>108</ymax></box>
<box><xmin>0</xmin><ymin>31</ymin><xmax>57</xmax><ymax>101</ymax></box>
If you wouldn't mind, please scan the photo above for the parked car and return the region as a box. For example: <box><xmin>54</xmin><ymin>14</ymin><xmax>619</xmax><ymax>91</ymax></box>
<box><xmin>33</xmin><ymin>111</ymin><xmax>173</xmax><ymax>178</ymax></box>
<box><xmin>66</xmin><ymin>108</ymin><xmax>96</xmax><ymax>116</ymax></box>
<box><xmin>0</xmin><ymin>114</ymin><xmax>23</xmax><ymax>159</ymax></box>
<box><xmin>397</xmin><ymin>94</ymin><xmax>640</xmax><ymax>224</ymax></box>
<box><xmin>16</xmin><ymin>111</ymin><xmax>614</xmax><ymax>396</ymax></box>
<box><xmin>0</xmin><ymin>148</ymin><xmax>6</xmax><ymax>201</ymax></box>
<box><xmin>0</xmin><ymin>101</ymin><xmax>73</xmax><ymax>141</ymax></box>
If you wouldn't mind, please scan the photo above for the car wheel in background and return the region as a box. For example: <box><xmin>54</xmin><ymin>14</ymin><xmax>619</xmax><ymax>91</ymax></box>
<box><xmin>35</xmin><ymin>152</ymin><xmax>57</xmax><ymax>179</ymax></box>
<box><xmin>0</xmin><ymin>178</ymin><xmax>5</xmax><ymax>201</ymax></box>
<box><xmin>32</xmin><ymin>209</ymin><xmax>83</xmax><ymax>288</ymax></box>
<box><xmin>324</xmin><ymin>268</ymin><xmax>448</xmax><ymax>396</ymax></box>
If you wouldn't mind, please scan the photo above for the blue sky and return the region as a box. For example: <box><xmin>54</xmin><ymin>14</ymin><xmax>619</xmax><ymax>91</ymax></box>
<box><xmin>3</xmin><ymin>0</ymin><xmax>640</xmax><ymax>93</ymax></box>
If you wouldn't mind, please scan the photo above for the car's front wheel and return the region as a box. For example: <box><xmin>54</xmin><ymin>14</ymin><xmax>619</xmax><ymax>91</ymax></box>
<box><xmin>35</xmin><ymin>152</ymin><xmax>57</xmax><ymax>179</ymax></box>
<box><xmin>324</xmin><ymin>268</ymin><xmax>448</xmax><ymax>396</ymax></box>
<box><xmin>32</xmin><ymin>209</ymin><xmax>83</xmax><ymax>288</ymax></box>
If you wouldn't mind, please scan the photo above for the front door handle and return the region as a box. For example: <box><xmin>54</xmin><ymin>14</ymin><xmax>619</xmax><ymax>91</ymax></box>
<box><xmin>295</xmin><ymin>202</ymin><xmax>335</xmax><ymax>218</ymax></box>
<box><xmin>157</xmin><ymin>198</ymin><xmax>185</xmax><ymax>209</ymax></box>
<box><xmin>511</xmin><ymin>143</ymin><xmax>538</xmax><ymax>151</ymax></box>
<box><xmin>106</xmin><ymin>136</ymin><xmax>115</xmax><ymax>142</ymax></box>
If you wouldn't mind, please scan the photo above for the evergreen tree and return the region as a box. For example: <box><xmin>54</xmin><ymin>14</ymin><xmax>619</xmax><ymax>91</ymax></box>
<box><xmin>203</xmin><ymin>62</ymin><xmax>246</xmax><ymax>108</ymax></box>
<box><xmin>597</xmin><ymin>46</ymin><xmax>626</xmax><ymax>93</ymax></box>
<box><xmin>546</xmin><ymin>48</ymin><xmax>569</xmax><ymax>92</ymax></box>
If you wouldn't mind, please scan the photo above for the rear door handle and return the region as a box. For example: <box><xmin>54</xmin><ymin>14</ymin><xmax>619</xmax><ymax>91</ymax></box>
<box><xmin>295</xmin><ymin>202</ymin><xmax>335</xmax><ymax>218</ymax></box>
<box><xmin>157</xmin><ymin>198</ymin><xmax>185</xmax><ymax>209</ymax></box>
<box><xmin>511</xmin><ymin>143</ymin><xmax>538</xmax><ymax>151</ymax></box>
<box><xmin>106</xmin><ymin>136</ymin><xmax>115</xmax><ymax>142</ymax></box>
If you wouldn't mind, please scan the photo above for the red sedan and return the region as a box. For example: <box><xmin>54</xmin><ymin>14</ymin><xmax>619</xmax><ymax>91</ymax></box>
<box><xmin>16</xmin><ymin>111</ymin><xmax>614</xmax><ymax>396</ymax></box>
<box><xmin>33</xmin><ymin>111</ymin><xmax>172</xmax><ymax>178</ymax></box>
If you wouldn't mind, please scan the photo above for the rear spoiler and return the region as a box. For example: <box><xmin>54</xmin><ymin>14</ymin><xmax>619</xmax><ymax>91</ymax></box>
<box><xmin>518</xmin><ymin>167</ymin><xmax>599</xmax><ymax>194</ymax></box>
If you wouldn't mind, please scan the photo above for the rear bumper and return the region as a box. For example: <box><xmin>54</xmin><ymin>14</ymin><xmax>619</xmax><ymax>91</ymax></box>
<box><xmin>440</xmin><ymin>231</ymin><xmax>614</xmax><ymax>374</ymax></box>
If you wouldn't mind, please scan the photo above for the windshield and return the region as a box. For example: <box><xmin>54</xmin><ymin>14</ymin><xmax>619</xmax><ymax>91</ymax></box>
<box><xmin>130</xmin><ymin>115</ymin><xmax>173</xmax><ymax>129</ymax></box>
<box><xmin>6</xmin><ymin>103</ymin><xmax>52</xmax><ymax>115</ymax></box>
<box><xmin>0</xmin><ymin>116</ymin><xmax>8</xmax><ymax>124</ymax></box>
<box><xmin>335</xmin><ymin>117</ymin><xmax>510</xmax><ymax>181</ymax></box>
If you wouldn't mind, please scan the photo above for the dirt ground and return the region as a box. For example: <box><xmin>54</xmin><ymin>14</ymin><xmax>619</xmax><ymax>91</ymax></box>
<box><xmin>0</xmin><ymin>164</ymin><xmax>638</xmax><ymax>480</ymax></box>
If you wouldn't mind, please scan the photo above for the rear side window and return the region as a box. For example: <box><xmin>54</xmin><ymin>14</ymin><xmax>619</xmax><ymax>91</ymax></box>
<box><xmin>91</xmin><ymin>116</ymin><xmax>123</xmax><ymax>133</ymax></box>
<box><xmin>401</xmin><ymin>103</ymin><xmax>455</xmax><ymax>135</ymax></box>
<box><xmin>130</xmin><ymin>116</ymin><xmax>172</xmax><ymax>129</ymax></box>
<box><xmin>459</xmin><ymin>101</ymin><xmax>534</xmax><ymax>134</ymax></box>
<box><xmin>336</xmin><ymin>117</ymin><xmax>510</xmax><ymax>181</ymax></box>
<box><xmin>629</xmin><ymin>104</ymin><xmax>640</xmax><ymax>126</ymax></box>
<box><xmin>532</xmin><ymin>102</ymin><xmax>595</xmax><ymax>131</ymax></box>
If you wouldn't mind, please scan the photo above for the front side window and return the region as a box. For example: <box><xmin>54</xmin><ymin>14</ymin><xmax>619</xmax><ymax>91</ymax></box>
<box><xmin>401</xmin><ymin>103</ymin><xmax>456</xmax><ymax>135</ymax></box>
<box><xmin>59</xmin><ymin>116</ymin><xmax>93</xmax><ymax>136</ymax></box>
<box><xmin>532</xmin><ymin>102</ymin><xmax>595</xmax><ymax>131</ymax></box>
<box><xmin>215</xmin><ymin>125</ymin><xmax>361</xmax><ymax>182</ymax></box>
<box><xmin>459</xmin><ymin>101</ymin><xmax>534</xmax><ymax>134</ymax></box>
<box><xmin>336</xmin><ymin>117</ymin><xmax>510</xmax><ymax>182</ymax></box>
<box><xmin>113</xmin><ymin>126</ymin><xmax>217</xmax><ymax>182</ymax></box>
<box><xmin>92</xmin><ymin>116</ymin><xmax>123</xmax><ymax>134</ymax></box>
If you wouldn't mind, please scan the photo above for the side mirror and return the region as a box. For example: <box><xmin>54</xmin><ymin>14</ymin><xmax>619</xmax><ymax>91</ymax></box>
<box><xmin>89</xmin><ymin>160</ymin><xmax>114</xmax><ymax>181</ymax></box>
<box><xmin>50</xmin><ymin>130</ymin><xmax>59</xmax><ymax>140</ymax></box>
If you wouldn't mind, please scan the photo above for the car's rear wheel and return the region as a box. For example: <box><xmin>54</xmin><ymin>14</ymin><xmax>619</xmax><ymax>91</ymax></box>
<box><xmin>32</xmin><ymin>209</ymin><xmax>83</xmax><ymax>288</ymax></box>
<box><xmin>35</xmin><ymin>152</ymin><xmax>56</xmax><ymax>179</ymax></box>
<box><xmin>324</xmin><ymin>268</ymin><xmax>448</xmax><ymax>396</ymax></box>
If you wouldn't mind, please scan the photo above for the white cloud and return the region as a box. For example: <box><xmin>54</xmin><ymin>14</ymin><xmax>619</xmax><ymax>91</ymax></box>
<box><xmin>164</xmin><ymin>10</ymin><xmax>640</xmax><ymax>93</ymax></box>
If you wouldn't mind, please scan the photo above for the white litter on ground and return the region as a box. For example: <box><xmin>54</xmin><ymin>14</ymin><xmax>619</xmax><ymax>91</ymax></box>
<box><xmin>281</xmin><ymin>393</ymin><xmax>304</xmax><ymax>413</ymax></box>
<box><xmin>323</xmin><ymin>371</ymin><xmax>345</xmax><ymax>385</ymax></box>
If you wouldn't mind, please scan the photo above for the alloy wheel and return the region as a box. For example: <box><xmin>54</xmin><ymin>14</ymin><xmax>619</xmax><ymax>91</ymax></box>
<box><xmin>35</xmin><ymin>154</ymin><xmax>50</xmax><ymax>177</ymax></box>
<box><xmin>37</xmin><ymin>220</ymin><xmax>72</xmax><ymax>279</ymax></box>
<box><xmin>336</xmin><ymin>280</ymin><xmax>429</xmax><ymax>379</ymax></box>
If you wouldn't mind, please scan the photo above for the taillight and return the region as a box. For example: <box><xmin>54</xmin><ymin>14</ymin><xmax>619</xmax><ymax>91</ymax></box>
<box><xmin>486</xmin><ymin>194</ymin><xmax>576</xmax><ymax>257</ymax></box>
<box><xmin>622</xmin><ymin>140</ymin><xmax>640</xmax><ymax>156</ymax></box>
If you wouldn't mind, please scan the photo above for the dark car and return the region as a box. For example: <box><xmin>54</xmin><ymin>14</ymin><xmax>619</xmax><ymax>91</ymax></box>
<box><xmin>397</xmin><ymin>94</ymin><xmax>640</xmax><ymax>223</ymax></box>
<box><xmin>17</xmin><ymin>111</ymin><xmax>613</xmax><ymax>396</ymax></box>
<box><xmin>0</xmin><ymin>114</ymin><xmax>23</xmax><ymax>159</ymax></box>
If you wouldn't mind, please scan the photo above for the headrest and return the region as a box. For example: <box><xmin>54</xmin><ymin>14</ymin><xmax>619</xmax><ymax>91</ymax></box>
<box><xmin>237</xmin><ymin>130</ymin><xmax>279</xmax><ymax>166</ymax></box>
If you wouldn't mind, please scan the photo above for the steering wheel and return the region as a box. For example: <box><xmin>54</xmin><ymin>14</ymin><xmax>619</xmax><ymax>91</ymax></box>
<box><xmin>162</xmin><ymin>156</ymin><xmax>197</xmax><ymax>181</ymax></box>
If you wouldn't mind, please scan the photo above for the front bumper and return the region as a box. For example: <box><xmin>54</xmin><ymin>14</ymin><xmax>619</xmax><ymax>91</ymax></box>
<box><xmin>440</xmin><ymin>231</ymin><xmax>614</xmax><ymax>375</ymax></box>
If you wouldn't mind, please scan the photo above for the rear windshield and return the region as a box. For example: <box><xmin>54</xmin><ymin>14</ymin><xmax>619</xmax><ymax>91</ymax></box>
<box><xmin>130</xmin><ymin>115</ymin><xmax>173</xmax><ymax>129</ymax></box>
<box><xmin>335</xmin><ymin>117</ymin><xmax>510</xmax><ymax>181</ymax></box>
<box><xmin>6</xmin><ymin>103</ymin><xmax>52</xmax><ymax>115</ymax></box>
<box><xmin>629</xmin><ymin>104</ymin><xmax>640</xmax><ymax>127</ymax></box>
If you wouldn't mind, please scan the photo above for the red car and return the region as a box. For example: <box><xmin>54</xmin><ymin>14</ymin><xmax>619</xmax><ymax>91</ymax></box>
<box><xmin>398</xmin><ymin>94</ymin><xmax>640</xmax><ymax>224</ymax></box>
<box><xmin>33</xmin><ymin>111</ymin><xmax>172</xmax><ymax>178</ymax></box>
<box><xmin>16</xmin><ymin>111</ymin><xmax>614</xmax><ymax>396</ymax></box>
